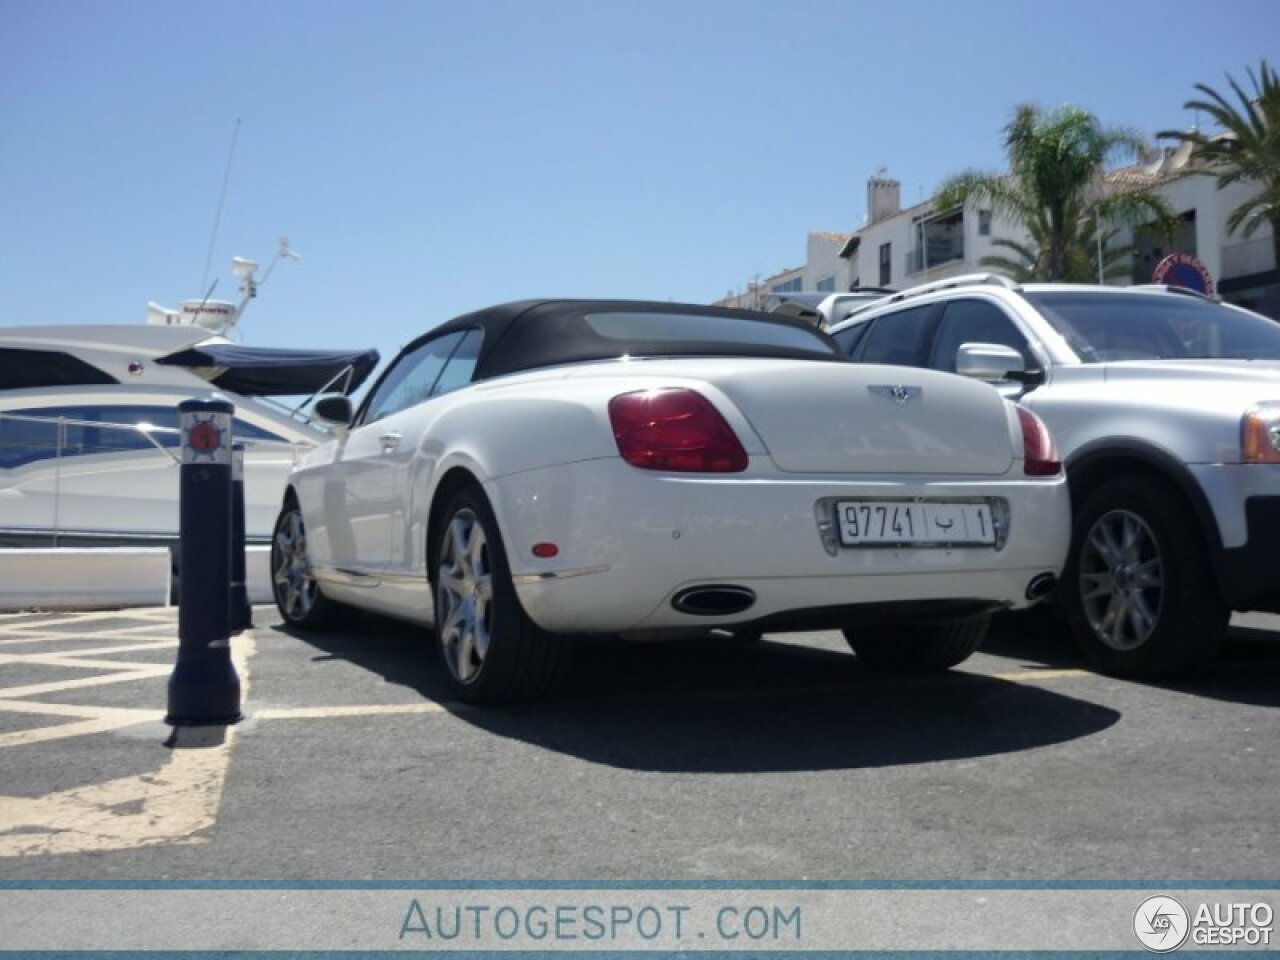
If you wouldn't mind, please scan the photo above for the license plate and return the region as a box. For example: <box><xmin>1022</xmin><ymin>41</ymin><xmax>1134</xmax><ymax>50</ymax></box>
<box><xmin>836</xmin><ymin>500</ymin><xmax>996</xmax><ymax>547</ymax></box>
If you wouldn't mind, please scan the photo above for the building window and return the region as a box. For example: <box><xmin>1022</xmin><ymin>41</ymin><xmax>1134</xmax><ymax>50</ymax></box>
<box><xmin>879</xmin><ymin>243</ymin><xmax>892</xmax><ymax>287</ymax></box>
<box><xmin>908</xmin><ymin>210</ymin><xmax>966</xmax><ymax>275</ymax></box>
<box><xmin>816</xmin><ymin>276</ymin><xmax>835</xmax><ymax>292</ymax></box>
<box><xmin>978</xmin><ymin>210</ymin><xmax>992</xmax><ymax>237</ymax></box>
<box><xmin>771</xmin><ymin>277</ymin><xmax>803</xmax><ymax>293</ymax></box>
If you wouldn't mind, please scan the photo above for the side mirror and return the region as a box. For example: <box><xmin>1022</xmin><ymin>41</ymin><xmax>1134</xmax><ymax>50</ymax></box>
<box><xmin>955</xmin><ymin>342</ymin><xmax>1026</xmax><ymax>382</ymax></box>
<box><xmin>313</xmin><ymin>394</ymin><xmax>354</xmax><ymax>427</ymax></box>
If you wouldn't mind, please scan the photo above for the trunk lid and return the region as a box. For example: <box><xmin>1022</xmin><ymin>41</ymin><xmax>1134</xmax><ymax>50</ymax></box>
<box><xmin>711</xmin><ymin>361</ymin><xmax>1015</xmax><ymax>475</ymax></box>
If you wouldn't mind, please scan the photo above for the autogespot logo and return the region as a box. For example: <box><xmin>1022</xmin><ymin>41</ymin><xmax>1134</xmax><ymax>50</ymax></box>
<box><xmin>1134</xmin><ymin>896</ymin><xmax>1191</xmax><ymax>952</ymax></box>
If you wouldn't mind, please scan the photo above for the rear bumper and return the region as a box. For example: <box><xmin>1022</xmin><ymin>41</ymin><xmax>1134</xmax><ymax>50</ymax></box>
<box><xmin>488</xmin><ymin>458</ymin><xmax>1070</xmax><ymax>635</ymax></box>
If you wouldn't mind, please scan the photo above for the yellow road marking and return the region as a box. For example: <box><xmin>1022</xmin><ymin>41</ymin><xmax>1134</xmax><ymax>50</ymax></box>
<box><xmin>0</xmin><ymin>630</ymin><xmax>176</xmax><ymax>647</ymax></box>
<box><xmin>0</xmin><ymin>666</ymin><xmax>173</xmax><ymax>700</ymax></box>
<box><xmin>0</xmin><ymin>736</ymin><xmax>236</xmax><ymax>856</ymax></box>
<box><xmin>0</xmin><ymin>699</ymin><xmax>162</xmax><ymax>749</ymax></box>
<box><xmin>0</xmin><ymin>653</ymin><xmax>170</xmax><ymax>671</ymax></box>
<box><xmin>993</xmin><ymin>667</ymin><xmax>1090</xmax><ymax>682</ymax></box>
<box><xmin>0</xmin><ymin>640</ymin><xmax>177</xmax><ymax>659</ymax></box>
<box><xmin>0</xmin><ymin>630</ymin><xmax>255</xmax><ymax>857</ymax></box>
<box><xmin>0</xmin><ymin>607</ymin><xmax>1092</xmax><ymax>858</ymax></box>
<box><xmin>255</xmin><ymin>703</ymin><xmax>446</xmax><ymax>720</ymax></box>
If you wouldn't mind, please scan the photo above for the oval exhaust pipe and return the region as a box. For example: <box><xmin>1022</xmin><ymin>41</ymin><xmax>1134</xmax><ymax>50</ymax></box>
<box><xmin>1025</xmin><ymin>573</ymin><xmax>1058</xmax><ymax>602</ymax></box>
<box><xmin>672</xmin><ymin>585</ymin><xmax>756</xmax><ymax>617</ymax></box>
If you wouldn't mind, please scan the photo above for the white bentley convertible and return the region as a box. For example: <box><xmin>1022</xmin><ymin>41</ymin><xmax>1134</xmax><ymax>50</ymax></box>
<box><xmin>274</xmin><ymin>299</ymin><xmax>1071</xmax><ymax>703</ymax></box>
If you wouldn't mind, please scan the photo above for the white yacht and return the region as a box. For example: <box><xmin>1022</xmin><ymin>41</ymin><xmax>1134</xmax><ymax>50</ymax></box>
<box><xmin>0</xmin><ymin>243</ymin><xmax>378</xmax><ymax>554</ymax></box>
<box><xmin>0</xmin><ymin>322</ymin><xmax>378</xmax><ymax>550</ymax></box>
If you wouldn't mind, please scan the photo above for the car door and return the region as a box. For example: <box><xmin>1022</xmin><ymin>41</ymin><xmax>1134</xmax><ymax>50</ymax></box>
<box><xmin>381</xmin><ymin>328</ymin><xmax>483</xmax><ymax>580</ymax></box>
<box><xmin>311</xmin><ymin>330</ymin><xmax>466</xmax><ymax>575</ymax></box>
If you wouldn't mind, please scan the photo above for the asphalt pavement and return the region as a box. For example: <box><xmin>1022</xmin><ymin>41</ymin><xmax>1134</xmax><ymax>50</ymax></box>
<box><xmin>2</xmin><ymin>603</ymin><xmax>1278</xmax><ymax>881</ymax></box>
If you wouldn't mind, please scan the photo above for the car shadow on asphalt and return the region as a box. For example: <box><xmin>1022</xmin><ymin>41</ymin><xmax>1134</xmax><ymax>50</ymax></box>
<box><xmin>279</xmin><ymin>616</ymin><xmax>1121</xmax><ymax>774</ymax></box>
<box><xmin>985</xmin><ymin>609</ymin><xmax>1280</xmax><ymax>710</ymax></box>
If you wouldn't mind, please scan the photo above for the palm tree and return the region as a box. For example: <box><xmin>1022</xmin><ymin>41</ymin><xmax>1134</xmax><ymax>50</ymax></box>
<box><xmin>981</xmin><ymin>217</ymin><xmax>1134</xmax><ymax>283</ymax></box>
<box><xmin>1158</xmin><ymin>60</ymin><xmax>1280</xmax><ymax>277</ymax></box>
<box><xmin>936</xmin><ymin>104</ymin><xmax>1173</xmax><ymax>281</ymax></box>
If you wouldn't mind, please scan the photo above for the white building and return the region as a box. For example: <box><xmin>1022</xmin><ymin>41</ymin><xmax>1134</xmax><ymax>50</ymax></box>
<box><xmin>716</xmin><ymin>232</ymin><xmax>851</xmax><ymax>310</ymax></box>
<box><xmin>1123</xmin><ymin>159</ymin><xmax>1278</xmax><ymax>315</ymax></box>
<box><xmin>726</xmin><ymin>153</ymin><xmax>1278</xmax><ymax>320</ymax></box>
<box><xmin>837</xmin><ymin>176</ymin><xmax>1026</xmax><ymax>291</ymax></box>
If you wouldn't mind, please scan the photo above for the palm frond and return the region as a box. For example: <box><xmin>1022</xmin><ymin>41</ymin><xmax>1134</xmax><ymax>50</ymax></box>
<box><xmin>1160</xmin><ymin>60</ymin><xmax>1280</xmax><ymax>245</ymax></box>
<box><xmin>977</xmin><ymin>253</ymin><xmax>1035</xmax><ymax>282</ymax></box>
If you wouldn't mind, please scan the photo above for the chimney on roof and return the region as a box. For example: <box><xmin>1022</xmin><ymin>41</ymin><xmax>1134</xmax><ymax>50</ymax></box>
<box><xmin>868</xmin><ymin>177</ymin><xmax>901</xmax><ymax>225</ymax></box>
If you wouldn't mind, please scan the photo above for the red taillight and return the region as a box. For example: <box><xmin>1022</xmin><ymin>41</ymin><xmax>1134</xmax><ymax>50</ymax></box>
<box><xmin>1017</xmin><ymin>405</ymin><xmax>1060</xmax><ymax>476</ymax></box>
<box><xmin>608</xmin><ymin>388</ymin><xmax>748</xmax><ymax>473</ymax></box>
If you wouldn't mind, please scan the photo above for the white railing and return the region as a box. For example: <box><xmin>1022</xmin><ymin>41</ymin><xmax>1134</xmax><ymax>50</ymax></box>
<box><xmin>904</xmin><ymin>242</ymin><xmax>966</xmax><ymax>277</ymax></box>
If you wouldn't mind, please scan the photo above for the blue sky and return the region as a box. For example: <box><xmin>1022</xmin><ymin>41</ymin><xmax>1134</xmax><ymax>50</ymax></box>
<box><xmin>1</xmin><ymin>0</ymin><xmax>1276</xmax><ymax>359</ymax></box>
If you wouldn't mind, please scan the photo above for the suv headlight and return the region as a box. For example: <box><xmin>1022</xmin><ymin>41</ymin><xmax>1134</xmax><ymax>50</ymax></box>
<box><xmin>1242</xmin><ymin>403</ymin><xmax>1280</xmax><ymax>463</ymax></box>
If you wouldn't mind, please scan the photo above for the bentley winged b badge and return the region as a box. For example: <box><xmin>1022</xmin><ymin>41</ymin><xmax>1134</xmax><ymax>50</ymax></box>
<box><xmin>869</xmin><ymin>384</ymin><xmax>923</xmax><ymax>405</ymax></box>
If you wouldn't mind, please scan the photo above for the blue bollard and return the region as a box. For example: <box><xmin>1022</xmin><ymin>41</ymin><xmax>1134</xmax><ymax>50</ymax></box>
<box><xmin>166</xmin><ymin>396</ymin><xmax>242</xmax><ymax>726</ymax></box>
<box><xmin>229</xmin><ymin>442</ymin><xmax>253</xmax><ymax>634</ymax></box>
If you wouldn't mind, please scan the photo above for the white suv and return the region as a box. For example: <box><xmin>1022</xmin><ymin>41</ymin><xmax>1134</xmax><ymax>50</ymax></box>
<box><xmin>828</xmin><ymin>274</ymin><xmax>1280</xmax><ymax>676</ymax></box>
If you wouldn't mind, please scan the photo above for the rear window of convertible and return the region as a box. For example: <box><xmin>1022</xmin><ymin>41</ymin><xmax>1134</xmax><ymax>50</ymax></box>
<box><xmin>583</xmin><ymin>311</ymin><xmax>835</xmax><ymax>356</ymax></box>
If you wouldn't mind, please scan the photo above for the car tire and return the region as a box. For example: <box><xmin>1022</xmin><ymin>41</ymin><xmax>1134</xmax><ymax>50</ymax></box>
<box><xmin>843</xmin><ymin>616</ymin><xmax>989</xmax><ymax>673</ymax></box>
<box><xmin>432</xmin><ymin>486</ymin><xmax>571</xmax><ymax>704</ymax></box>
<box><xmin>1062</xmin><ymin>477</ymin><xmax>1228</xmax><ymax>677</ymax></box>
<box><xmin>271</xmin><ymin>497</ymin><xmax>342</xmax><ymax>629</ymax></box>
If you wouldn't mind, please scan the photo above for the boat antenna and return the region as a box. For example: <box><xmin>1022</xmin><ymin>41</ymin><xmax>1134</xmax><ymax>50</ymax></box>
<box><xmin>200</xmin><ymin>118</ymin><xmax>241</xmax><ymax>293</ymax></box>
<box><xmin>225</xmin><ymin>237</ymin><xmax>302</xmax><ymax>335</ymax></box>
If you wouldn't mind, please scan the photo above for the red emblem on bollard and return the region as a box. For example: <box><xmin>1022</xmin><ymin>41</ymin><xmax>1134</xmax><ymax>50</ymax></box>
<box><xmin>188</xmin><ymin>418</ymin><xmax>224</xmax><ymax>456</ymax></box>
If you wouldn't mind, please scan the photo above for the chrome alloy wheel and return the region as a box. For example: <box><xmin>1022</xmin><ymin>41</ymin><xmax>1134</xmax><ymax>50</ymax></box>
<box><xmin>1078</xmin><ymin>508</ymin><xmax>1164</xmax><ymax>651</ymax></box>
<box><xmin>272</xmin><ymin>507</ymin><xmax>318</xmax><ymax>622</ymax></box>
<box><xmin>436</xmin><ymin>507</ymin><xmax>495</xmax><ymax>684</ymax></box>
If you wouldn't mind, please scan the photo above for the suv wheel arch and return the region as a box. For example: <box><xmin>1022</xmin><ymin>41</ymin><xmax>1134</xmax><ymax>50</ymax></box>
<box><xmin>1065</xmin><ymin>441</ymin><xmax>1230</xmax><ymax>601</ymax></box>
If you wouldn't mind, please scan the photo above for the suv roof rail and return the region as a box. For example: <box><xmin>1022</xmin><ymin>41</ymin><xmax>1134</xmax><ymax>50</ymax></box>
<box><xmin>1130</xmin><ymin>283</ymin><xmax>1219</xmax><ymax>302</ymax></box>
<box><xmin>884</xmin><ymin>273</ymin><xmax>1017</xmax><ymax>305</ymax></box>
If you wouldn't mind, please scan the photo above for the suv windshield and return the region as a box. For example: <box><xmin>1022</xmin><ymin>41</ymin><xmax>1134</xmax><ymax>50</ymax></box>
<box><xmin>1024</xmin><ymin>291</ymin><xmax>1280</xmax><ymax>363</ymax></box>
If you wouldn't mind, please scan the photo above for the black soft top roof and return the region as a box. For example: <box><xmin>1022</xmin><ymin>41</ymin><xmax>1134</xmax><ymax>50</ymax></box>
<box><xmin>156</xmin><ymin>343</ymin><xmax>381</xmax><ymax>396</ymax></box>
<box><xmin>414</xmin><ymin>299</ymin><xmax>841</xmax><ymax>381</ymax></box>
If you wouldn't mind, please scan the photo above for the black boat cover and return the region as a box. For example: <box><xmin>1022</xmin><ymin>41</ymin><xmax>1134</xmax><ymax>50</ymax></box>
<box><xmin>156</xmin><ymin>344</ymin><xmax>380</xmax><ymax>396</ymax></box>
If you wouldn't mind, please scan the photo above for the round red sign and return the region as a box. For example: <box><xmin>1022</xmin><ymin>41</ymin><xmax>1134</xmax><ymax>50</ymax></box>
<box><xmin>1152</xmin><ymin>253</ymin><xmax>1215</xmax><ymax>296</ymax></box>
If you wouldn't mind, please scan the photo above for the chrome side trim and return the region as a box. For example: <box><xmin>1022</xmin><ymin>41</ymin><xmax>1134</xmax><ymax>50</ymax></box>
<box><xmin>512</xmin><ymin>565</ymin><xmax>610</xmax><ymax>585</ymax></box>
<box><xmin>312</xmin><ymin>566</ymin><xmax>382</xmax><ymax>589</ymax></box>
<box><xmin>378</xmin><ymin>570</ymin><xmax>430</xmax><ymax>587</ymax></box>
